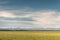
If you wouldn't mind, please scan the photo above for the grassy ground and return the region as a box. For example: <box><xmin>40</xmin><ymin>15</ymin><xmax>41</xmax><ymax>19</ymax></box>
<box><xmin>0</xmin><ymin>31</ymin><xmax>60</xmax><ymax>40</ymax></box>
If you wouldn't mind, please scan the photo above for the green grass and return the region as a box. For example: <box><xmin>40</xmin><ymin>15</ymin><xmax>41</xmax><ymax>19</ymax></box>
<box><xmin>0</xmin><ymin>31</ymin><xmax>60</xmax><ymax>40</ymax></box>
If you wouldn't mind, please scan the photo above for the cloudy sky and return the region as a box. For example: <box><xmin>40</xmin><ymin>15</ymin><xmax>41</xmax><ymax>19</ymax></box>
<box><xmin>0</xmin><ymin>0</ymin><xmax>60</xmax><ymax>30</ymax></box>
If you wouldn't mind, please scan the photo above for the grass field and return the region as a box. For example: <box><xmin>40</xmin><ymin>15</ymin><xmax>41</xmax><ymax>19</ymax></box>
<box><xmin>0</xmin><ymin>31</ymin><xmax>60</xmax><ymax>40</ymax></box>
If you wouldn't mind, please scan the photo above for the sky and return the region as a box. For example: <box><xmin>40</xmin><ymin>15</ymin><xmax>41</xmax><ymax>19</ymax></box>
<box><xmin>0</xmin><ymin>0</ymin><xmax>60</xmax><ymax>30</ymax></box>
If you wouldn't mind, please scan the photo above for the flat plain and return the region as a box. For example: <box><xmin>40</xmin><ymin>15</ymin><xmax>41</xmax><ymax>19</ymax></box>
<box><xmin>0</xmin><ymin>31</ymin><xmax>60</xmax><ymax>40</ymax></box>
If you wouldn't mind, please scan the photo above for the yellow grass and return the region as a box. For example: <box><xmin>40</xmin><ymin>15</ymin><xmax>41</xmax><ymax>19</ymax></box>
<box><xmin>0</xmin><ymin>31</ymin><xmax>60</xmax><ymax>40</ymax></box>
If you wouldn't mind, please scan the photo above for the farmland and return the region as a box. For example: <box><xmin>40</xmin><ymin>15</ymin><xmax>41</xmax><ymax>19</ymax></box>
<box><xmin>0</xmin><ymin>31</ymin><xmax>60</xmax><ymax>40</ymax></box>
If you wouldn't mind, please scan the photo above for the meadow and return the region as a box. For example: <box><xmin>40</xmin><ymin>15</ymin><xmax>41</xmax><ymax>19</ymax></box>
<box><xmin>0</xmin><ymin>31</ymin><xmax>60</xmax><ymax>40</ymax></box>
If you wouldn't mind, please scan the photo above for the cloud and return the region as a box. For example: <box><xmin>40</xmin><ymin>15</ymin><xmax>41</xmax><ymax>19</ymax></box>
<box><xmin>33</xmin><ymin>10</ymin><xmax>60</xmax><ymax>28</ymax></box>
<box><xmin>0</xmin><ymin>11</ymin><xmax>16</xmax><ymax>18</ymax></box>
<box><xmin>0</xmin><ymin>9</ymin><xmax>34</xmax><ymax>30</ymax></box>
<box><xmin>0</xmin><ymin>11</ymin><xmax>32</xmax><ymax>18</ymax></box>
<box><xmin>0</xmin><ymin>9</ymin><xmax>60</xmax><ymax>30</ymax></box>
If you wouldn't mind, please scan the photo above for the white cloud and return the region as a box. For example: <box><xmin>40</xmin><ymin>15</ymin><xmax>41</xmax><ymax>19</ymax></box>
<box><xmin>0</xmin><ymin>9</ymin><xmax>60</xmax><ymax>29</ymax></box>
<box><xmin>0</xmin><ymin>11</ymin><xmax>32</xmax><ymax>18</ymax></box>
<box><xmin>0</xmin><ymin>11</ymin><xmax>16</xmax><ymax>18</ymax></box>
<box><xmin>33</xmin><ymin>10</ymin><xmax>60</xmax><ymax>28</ymax></box>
